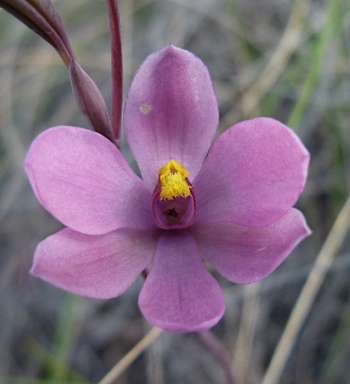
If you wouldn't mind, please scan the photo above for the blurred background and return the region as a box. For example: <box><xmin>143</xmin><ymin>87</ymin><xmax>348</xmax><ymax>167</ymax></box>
<box><xmin>1</xmin><ymin>0</ymin><xmax>350</xmax><ymax>383</ymax></box>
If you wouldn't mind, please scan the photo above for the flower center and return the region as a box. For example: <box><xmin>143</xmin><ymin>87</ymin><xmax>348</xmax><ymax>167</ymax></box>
<box><xmin>159</xmin><ymin>159</ymin><xmax>191</xmax><ymax>200</ymax></box>
<box><xmin>152</xmin><ymin>159</ymin><xmax>196</xmax><ymax>230</ymax></box>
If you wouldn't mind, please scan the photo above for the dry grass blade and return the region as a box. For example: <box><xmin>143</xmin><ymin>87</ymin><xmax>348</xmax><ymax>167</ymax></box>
<box><xmin>261</xmin><ymin>193</ymin><xmax>350</xmax><ymax>384</ymax></box>
<box><xmin>222</xmin><ymin>0</ymin><xmax>310</xmax><ymax>126</ymax></box>
<box><xmin>98</xmin><ymin>327</ymin><xmax>162</xmax><ymax>384</ymax></box>
<box><xmin>233</xmin><ymin>282</ymin><xmax>261</xmax><ymax>384</ymax></box>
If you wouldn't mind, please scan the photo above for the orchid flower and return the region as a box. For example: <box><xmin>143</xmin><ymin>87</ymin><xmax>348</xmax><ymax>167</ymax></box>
<box><xmin>25</xmin><ymin>45</ymin><xmax>310</xmax><ymax>332</ymax></box>
<box><xmin>1</xmin><ymin>0</ymin><xmax>310</xmax><ymax>332</ymax></box>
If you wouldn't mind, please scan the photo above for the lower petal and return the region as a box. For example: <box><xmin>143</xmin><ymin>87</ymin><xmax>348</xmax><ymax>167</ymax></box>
<box><xmin>138</xmin><ymin>232</ymin><xmax>225</xmax><ymax>332</ymax></box>
<box><xmin>192</xmin><ymin>209</ymin><xmax>311</xmax><ymax>284</ymax></box>
<box><xmin>31</xmin><ymin>228</ymin><xmax>157</xmax><ymax>299</ymax></box>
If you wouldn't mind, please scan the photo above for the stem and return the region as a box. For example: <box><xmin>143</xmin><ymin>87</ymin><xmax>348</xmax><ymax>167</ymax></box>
<box><xmin>196</xmin><ymin>331</ymin><xmax>236</xmax><ymax>384</ymax></box>
<box><xmin>107</xmin><ymin>0</ymin><xmax>123</xmax><ymax>144</ymax></box>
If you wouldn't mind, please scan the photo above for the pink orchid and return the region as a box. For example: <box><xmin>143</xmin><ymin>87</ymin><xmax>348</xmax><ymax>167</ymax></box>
<box><xmin>26</xmin><ymin>45</ymin><xmax>310</xmax><ymax>332</ymax></box>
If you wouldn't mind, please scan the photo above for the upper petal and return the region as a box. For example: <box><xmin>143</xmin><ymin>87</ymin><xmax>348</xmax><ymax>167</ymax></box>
<box><xmin>24</xmin><ymin>126</ymin><xmax>154</xmax><ymax>235</ymax></box>
<box><xmin>192</xmin><ymin>209</ymin><xmax>311</xmax><ymax>284</ymax></box>
<box><xmin>31</xmin><ymin>227</ymin><xmax>157</xmax><ymax>299</ymax></box>
<box><xmin>194</xmin><ymin>118</ymin><xmax>310</xmax><ymax>227</ymax></box>
<box><xmin>138</xmin><ymin>231</ymin><xmax>225</xmax><ymax>332</ymax></box>
<box><xmin>124</xmin><ymin>45</ymin><xmax>219</xmax><ymax>189</ymax></box>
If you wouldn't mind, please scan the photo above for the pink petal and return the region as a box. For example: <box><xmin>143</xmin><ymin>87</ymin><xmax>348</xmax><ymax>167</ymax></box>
<box><xmin>192</xmin><ymin>209</ymin><xmax>311</xmax><ymax>284</ymax></box>
<box><xmin>194</xmin><ymin>118</ymin><xmax>310</xmax><ymax>227</ymax></box>
<box><xmin>124</xmin><ymin>45</ymin><xmax>219</xmax><ymax>189</ymax></box>
<box><xmin>24</xmin><ymin>126</ymin><xmax>154</xmax><ymax>235</ymax></box>
<box><xmin>138</xmin><ymin>232</ymin><xmax>225</xmax><ymax>332</ymax></box>
<box><xmin>30</xmin><ymin>227</ymin><xmax>157</xmax><ymax>299</ymax></box>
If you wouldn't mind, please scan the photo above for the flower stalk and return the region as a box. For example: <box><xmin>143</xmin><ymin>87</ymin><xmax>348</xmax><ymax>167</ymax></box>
<box><xmin>107</xmin><ymin>0</ymin><xmax>123</xmax><ymax>143</ymax></box>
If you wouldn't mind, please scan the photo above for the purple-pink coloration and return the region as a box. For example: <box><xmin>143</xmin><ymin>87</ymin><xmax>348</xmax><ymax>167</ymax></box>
<box><xmin>26</xmin><ymin>45</ymin><xmax>310</xmax><ymax>332</ymax></box>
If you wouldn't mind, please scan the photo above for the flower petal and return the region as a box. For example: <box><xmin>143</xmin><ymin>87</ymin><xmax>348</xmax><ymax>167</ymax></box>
<box><xmin>124</xmin><ymin>45</ymin><xmax>219</xmax><ymax>189</ymax></box>
<box><xmin>24</xmin><ymin>126</ymin><xmax>154</xmax><ymax>235</ymax></box>
<box><xmin>192</xmin><ymin>209</ymin><xmax>311</xmax><ymax>284</ymax></box>
<box><xmin>138</xmin><ymin>232</ymin><xmax>225</xmax><ymax>332</ymax></box>
<box><xmin>30</xmin><ymin>227</ymin><xmax>157</xmax><ymax>299</ymax></box>
<box><xmin>194</xmin><ymin>118</ymin><xmax>310</xmax><ymax>227</ymax></box>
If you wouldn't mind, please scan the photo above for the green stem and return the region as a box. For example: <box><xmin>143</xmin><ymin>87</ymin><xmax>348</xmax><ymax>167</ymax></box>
<box><xmin>26</xmin><ymin>338</ymin><xmax>89</xmax><ymax>383</ymax></box>
<box><xmin>48</xmin><ymin>294</ymin><xmax>83</xmax><ymax>380</ymax></box>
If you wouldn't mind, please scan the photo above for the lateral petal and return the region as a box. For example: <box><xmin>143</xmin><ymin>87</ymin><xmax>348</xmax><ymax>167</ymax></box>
<box><xmin>192</xmin><ymin>209</ymin><xmax>311</xmax><ymax>284</ymax></box>
<box><xmin>24</xmin><ymin>126</ymin><xmax>154</xmax><ymax>235</ymax></box>
<box><xmin>31</xmin><ymin>227</ymin><xmax>157</xmax><ymax>299</ymax></box>
<box><xmin>194</xmin><ymin>118</ymin><xmax>309</xmax><ymax>227</ymax></box>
